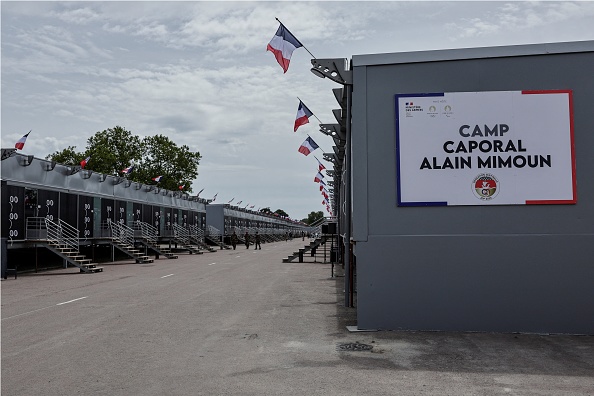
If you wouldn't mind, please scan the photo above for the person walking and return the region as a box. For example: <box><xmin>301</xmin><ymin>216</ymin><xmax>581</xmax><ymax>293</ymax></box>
<box><xmin>244</xmin><ymin>231</ymin><xmax>250</xmax><ymax>249</ymax></box>
<box><xmin>231</xmin><ymin>231</ymin><xmax>238</xmax><ymax>250</ymax></box>
<box><xmin>254</xmin><ymin>232</ymin><xmax>261</xmax><ymax>250</ymax></box>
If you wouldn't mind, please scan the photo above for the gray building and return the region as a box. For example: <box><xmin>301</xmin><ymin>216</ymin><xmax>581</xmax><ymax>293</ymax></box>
<box><xmin>348</xmin><ymin>41</ymin><xmax>594</xmax><ymax>334</ymax></box>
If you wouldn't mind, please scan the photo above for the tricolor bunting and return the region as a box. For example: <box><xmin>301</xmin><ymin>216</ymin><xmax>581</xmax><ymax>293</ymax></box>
<box><xmin>294</xmin><ymin>100</ymin><xmax>314</xmax><ymax>132</ymax></box>
<box><xmin>80</xmin><ymin>156</ymin><xmax>90</xmax><ymax>168</ymax></box>
<box><xmin>122</xmin><ymin>164</ymin><xmax>134</xmax><ymax>174</ymax></box>
<box><xmin>152</xmin><ymin>175</ymin><xmax>163</xmax><ymax>182</ymax></box>
<box><xmin>298</xmin><ymin>136</ymin><xmax>319</xmax><ymax>156</ymax></box>
<box><xmin>266</xmin><ymin>23</ymin><xmax>303</xmax><ymax>73</ymax></box>
<box><xmin>314</xmin><ymin>171</ymin><xmax>324</xmax><ymax>183</ymax></box>
<box><xmin>15</xmin><ymin>130</ymin><xmax>31</xmax><ymax>150</ymax></box>
<box><xmin>314</xmin><ymin>156</ymin><xmax>326</xmax><ymax>172</ymax></box>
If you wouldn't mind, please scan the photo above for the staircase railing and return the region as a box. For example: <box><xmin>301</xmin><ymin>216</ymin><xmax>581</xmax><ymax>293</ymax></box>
<box><xmin>207</xmin><ymin>225</ymin><xmax>222</xmax><ymax>240</ymax></box>
<box><xmin>26</xmin><ymin>217</ymin><xmax>48</xmax><ymax>240</ymax></box>
<box><xmin>189</xmin><ymin>225</ymin><xmax>204</xmax><ymax>242</ymax></box>
<box><xmin>107</xmin><ymin>219</ymin><xmax>135</xmax><ymax>246</ymax></box>
<box><xmin>172</xmin><ymin>223</ymin><xmax>190</xmax><ymax>244</ymax></box>
<box><xmin>134</xmin><ymin>221</ymin><xmax>158</xmax><ymax>245</ymax></box>
<box><xmin>57</xmin><ymin>219</ymin><xmax>80</xmax><ymax>252</ymax></box>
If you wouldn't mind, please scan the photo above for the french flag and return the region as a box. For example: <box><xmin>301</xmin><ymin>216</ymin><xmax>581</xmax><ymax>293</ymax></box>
<box><xmin>152</xmin><ymin>175</ymin><xmax>163</xmax><ymax>183</ymax></box>
<box><xmin>122</xmin><ymin>164</ymin><xmax>134</xmax><ymax>174</ymax></box>
<box><xmin>15</xmin><ymin>130</ymin><xmax>31</xmax><ymax>150</ymax></box>
<box><xmin>266</xmin><ymin>23</ymin><xmax>303</xmax><ymax>73</ymax></box>
<box><xmin>298</xmin><ymin>136</ymin><xmax>319</xmax><ymax>156</ymax></box>
<box><xmin>314</xmin><ymin>171</ymin><xmax>324</xmax><ymax>183</ymax></box>
<box><xmin>294</xmin><ymin>100</ymin><xmax>314</xmax><ymax>132</ymax></box>
<box><xmin>314</xmin><ymin>156</ymin><xmax>326</xmax><ymax>172</ymax></box>
<box><xmin>80</xmin><ymin>156</ymin><xmax>90</xmax><ymax>168</ymax></box>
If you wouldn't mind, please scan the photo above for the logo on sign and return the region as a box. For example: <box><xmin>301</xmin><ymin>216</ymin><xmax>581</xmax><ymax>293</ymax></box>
<box><xmin>472</xmin><ymin>173</ymin><xmax>499</xmax><ymax>201</ymax></box>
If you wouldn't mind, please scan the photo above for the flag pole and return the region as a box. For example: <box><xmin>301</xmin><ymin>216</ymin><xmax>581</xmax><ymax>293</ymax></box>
<box><xmin>275</xmin><ymin>17</ymin><xmax>316</xmax><ymax>59</ymax></box>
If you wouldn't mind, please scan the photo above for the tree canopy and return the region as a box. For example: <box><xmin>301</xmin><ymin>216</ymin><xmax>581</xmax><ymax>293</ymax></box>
<box><xmin>301</xmin><ymin>211</ymin><xmax>325</xmax><ymax>225</ymax></box>
<box><xmin>259</xmin><ymin>207</ymin><xmax>291</xmax><ymax>218</ymax></box>
<box><xmin>274</xmin><ymin>209</ymin><xmax>289</xmax><ymax>218</ymax></box>
<box><xmin>46</xmin><ymin>126</ymin><xmax>201</xmax><ymax>192</ymax></box>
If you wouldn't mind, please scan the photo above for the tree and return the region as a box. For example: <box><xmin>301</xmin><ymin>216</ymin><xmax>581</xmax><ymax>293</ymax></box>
<box><xmin>136</xmin><ymin>134</ymin><xmax>201</xmax><ymax>192</ymax></box>
<box><xmin>259</xmin><ymin>207</ymin><xmax>272</xmax><ymax>214</ymax></box>
<box><xmin>45</xmin><ymin>126</ymin><xmax>201</xmax><ymax>193</ymax></box>
<box><xmin>301</xmin><ymin>211</ymin><xmax>324</xmax><ymax>225</ymax></box>
<box><xmin>45</xmin><ymin>146</ymin><xmax>84</xmax><ymax>165</ymax></box>
<box><xmin>274</xmin><ymin>209</ymin><xmax>289</xmax><ymax>218</ymax></box>
<box><xmin>84</xmin><ymin>126</ymin><xmax>143</xmax><ymax>176</ymax></box>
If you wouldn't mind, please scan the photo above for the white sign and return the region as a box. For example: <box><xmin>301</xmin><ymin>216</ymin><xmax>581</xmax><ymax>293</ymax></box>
<box><xmin>395</xmin><ymin>90</ymin><xmax>575</xmax><ymax>206</ymax></box>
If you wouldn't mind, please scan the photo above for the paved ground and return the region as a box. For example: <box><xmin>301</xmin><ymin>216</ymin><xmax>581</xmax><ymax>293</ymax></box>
<box><xmin>2</xmin><ymin>238</ymin><xmax>593</xmax><ymax>395</ymax></box>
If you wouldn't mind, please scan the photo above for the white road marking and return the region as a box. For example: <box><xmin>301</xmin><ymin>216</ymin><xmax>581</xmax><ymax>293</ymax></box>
<box><xmin>3</xmin><ymin>296</ymin><xmax>89</xmax><ymax>320</ymax></box>
<box><xmin>160</xmin><ymin>274</ymin><xmax>174</xmax><ymax>278</ymax></box>
<box><xmin>56</xmin><ymin>296</ymin><xmax>88</xmax><ymax>306</ymax></box>
<box><xmin>208</xmin><ymin>263</ymin><xmax>216</xmax><ymax>266</ymax></box>
<box><xmin>2</xmin><ymin>306</ymin><xmax>54</xmax><ymax>320</ymax></box>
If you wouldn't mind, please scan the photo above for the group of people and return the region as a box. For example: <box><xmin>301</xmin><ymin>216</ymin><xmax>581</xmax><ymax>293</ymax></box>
<box><xmin>230</xmin><ymin>230</ymin><xmax>261</xmax><ymax>250</ymax></box>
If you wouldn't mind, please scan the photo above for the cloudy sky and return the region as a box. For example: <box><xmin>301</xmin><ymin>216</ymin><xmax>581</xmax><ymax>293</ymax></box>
<box><xmin>2</xmin><ymin>1</ymin><xmax>594</xmax><ymax>220</ymax></box>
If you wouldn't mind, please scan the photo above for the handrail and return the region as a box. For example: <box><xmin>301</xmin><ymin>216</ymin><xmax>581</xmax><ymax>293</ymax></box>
<box><xmin>108</xmin><ymin>219</ymin><xmax>135</xmax><ymax>246</ymax></box>
<box><xmin>309</xmin><ymin>217</ymin><xmax>328</xmax><ymax>228</ymax></box>
<box><xmin>58</xmin><ymin>219</ymin><xmax>80</xmax><ymax>251</ymax></box>
<box><xmin>207</xmin><ymin>225</ymin><xmax>221</xmax><ymax>238</ymax></box>
<box><xmin>134</xmin><ymin>220</ymin><xmax>158</xmax><ymax>245</ymax></box>
<box><xmin>189</xmin><ymin>224</ymin><xmax>204</xmax><ymax>239</ymax></box>
<box><xmin>172</xmin><ymin>223</ymin><xmax>190</xmax><ymax>244</ymax></box>
<box><xmin>26</xmin><ymin>217</ymin><xmax>48</xmax><ymax>240</ymax></box>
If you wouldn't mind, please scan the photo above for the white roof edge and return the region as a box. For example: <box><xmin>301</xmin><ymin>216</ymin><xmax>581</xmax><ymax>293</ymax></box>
<box><xmin>352</xmin><ymin>40</ymin><xmax>594</xmax><ymax>67</ymax></box>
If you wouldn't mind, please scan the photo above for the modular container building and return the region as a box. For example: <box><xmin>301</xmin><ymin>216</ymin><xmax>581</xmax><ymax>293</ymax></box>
<box><xmin>350</xmin><ymin>40</ymin><xmax>594</xmax><ymax>334</ymax></box>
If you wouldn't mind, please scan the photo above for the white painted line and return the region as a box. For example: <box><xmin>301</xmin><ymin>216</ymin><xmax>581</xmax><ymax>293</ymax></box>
<box><xmin>208</xmin><ymin>263</ymin><xmax>216</xmax><ymax>266</ymax></box>
<box><xmin>236</xmin><ymin>256</ymin><xmax>241</xmax><ymax>258</ymax></box>
<box><xmin>2</xmin><ymin>306</ymin><xmax>54</xmax><ymax>321</ymax></box>
<box><xmin>160</xmin><ymin>274</ymin><xmax>174</xmax><ymax>278</ymax></box>
<box><xmin>56</xmin><ymin>296</ymin><xmax>88</xmax><ymax>306</ymax></box>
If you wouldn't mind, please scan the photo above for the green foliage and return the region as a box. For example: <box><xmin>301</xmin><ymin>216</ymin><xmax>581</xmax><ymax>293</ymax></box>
<box><xmin>136</xmin><ymin>134</ymin><xmax>201</xmax><ymax>192</ymax></box>
<box><xmin>84</xmin><ymin>126</ymin><xmax>143</xmax><ymax>176</ymax></box>
<box><xmin>301</xmin><ymin>211</ymin><xmax>325</xmax><ymax>225</ymax></box>
<box><xmin>259</xmin><ymin>207</ymin><xmax>272</xmax><ymax>214</ymax></box>
<box><xmin>45</xmin><ymin>126</ymin><xmax>201</xmax><ymax>193</ymax></box>
<box><xmin>274</xmin><ymin>209</ymin><xmax>289</xmax><ymax>218</ymax></box>
<box><xmin>45</xmin><ymin>146</ymin><xmax>84</xmax><ymax>165</ymax></box>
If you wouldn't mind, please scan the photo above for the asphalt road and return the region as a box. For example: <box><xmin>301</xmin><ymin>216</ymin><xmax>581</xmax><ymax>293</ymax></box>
<box><xmin>2</xmin><ymin>238</ymin><xmax>593</xmax><ymax>395</ymax></box>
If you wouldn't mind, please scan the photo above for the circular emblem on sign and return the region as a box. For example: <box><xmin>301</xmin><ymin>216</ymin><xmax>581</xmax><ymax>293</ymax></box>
<box><xmin>472</xmin><ymin>173</ymin><xmax>499</xmax><ymax>201</ymax></box>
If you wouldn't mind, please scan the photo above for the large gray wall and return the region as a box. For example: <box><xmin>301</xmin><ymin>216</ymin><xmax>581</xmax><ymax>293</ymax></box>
<box><xmin>351</xmin><ymin>41</ymin><xmax>594</xmax><ymax>334</ymax></box>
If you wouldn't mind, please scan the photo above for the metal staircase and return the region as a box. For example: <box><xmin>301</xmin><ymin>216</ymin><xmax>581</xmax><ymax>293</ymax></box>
<box><xmin>205</xmin><ymin>225</ymin><xmax>231</xmax><ymax>250</ymax></box>
<box><xmin>171</xmin><ymin>223</ymin><xmax>203</xmax><ymax>254</ymax></box>
<box><xmin>26</xmin><ymin>217</ymin><xmax>103</xmax><ymax>273</ymax></box>
<box><xmin>107</xmin><ymin>220</ymin><xmax>154</xmax><ymax>264</ymax></box>
<box><xmin>282</xmin><ymin>236</ymin><xmax>326</xmax><ymax>263</ymax></box>
<box><xmin>188</xmin><ymin>225</ymin><xmax>217</xmax><ymax>253</ymax></box>
<box><xmin>133</xmin><ymin>221</ymin><xmax>178</xmax><ymax>259</ymax></box>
